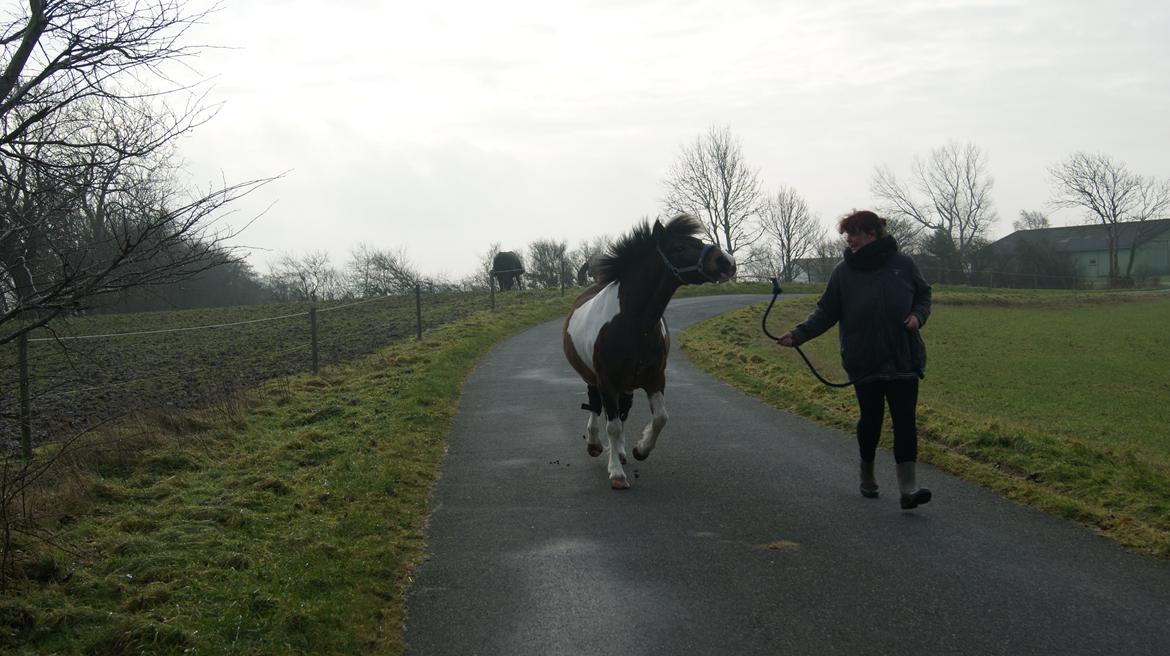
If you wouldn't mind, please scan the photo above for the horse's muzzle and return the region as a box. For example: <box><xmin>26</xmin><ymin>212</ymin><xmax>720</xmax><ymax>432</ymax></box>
<box><xmin>714</xmin><ymin>252</ymin><xmax>737</xmax><ymax>281</ymax></box>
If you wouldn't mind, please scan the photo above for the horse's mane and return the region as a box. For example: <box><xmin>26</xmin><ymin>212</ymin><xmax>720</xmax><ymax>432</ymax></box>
<box><xmin>593</xmin><ymin>214</ymin><xmax>704</xmax><ymax>285</ymax></box>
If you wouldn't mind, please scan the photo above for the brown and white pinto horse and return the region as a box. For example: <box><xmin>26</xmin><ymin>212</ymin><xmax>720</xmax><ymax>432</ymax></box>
<box><xmin>562</xmin><ymin>214</ymin><xmax>736</xmax><ymax>489</ymax></box>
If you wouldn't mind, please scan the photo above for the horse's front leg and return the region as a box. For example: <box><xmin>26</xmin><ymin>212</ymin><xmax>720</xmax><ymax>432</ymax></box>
<box><xmin>633</xmin><ymin>390</ymin><xmax>667</xmax><ymax>461</ymax></box>
<box><xmin>598</xmin><ymin>387</ymin><xmax>630</xmax><ymax>488</ymax></box>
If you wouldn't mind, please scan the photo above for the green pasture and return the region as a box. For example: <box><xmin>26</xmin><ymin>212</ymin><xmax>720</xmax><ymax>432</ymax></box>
<box><xmin>680</xmin><ymin>288</ymin><xmax>1170</xmax><ymax>556</ymax></box>
<box><xmin>1</xmin><ymin>292</ymin><xmax>575</xmax><ymax>655</ymax></box>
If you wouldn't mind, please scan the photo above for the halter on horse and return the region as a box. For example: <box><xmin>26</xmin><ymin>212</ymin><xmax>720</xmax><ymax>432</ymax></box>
<box><xmin>562</xmin><ymin>214</ymin><xmax>736</xmax><ymax>489</ymax></box>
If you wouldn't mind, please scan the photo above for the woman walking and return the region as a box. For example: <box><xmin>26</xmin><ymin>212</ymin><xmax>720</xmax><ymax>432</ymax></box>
<box><xmin>776</xmin><ymin>210</ymin><xmax>933</xmax><ymax>509</ymax></box>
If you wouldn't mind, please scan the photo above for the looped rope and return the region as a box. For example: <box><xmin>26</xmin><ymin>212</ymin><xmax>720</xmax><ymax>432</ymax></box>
<box><xmin>761</xmin><ymin>278</ymin><xmax>855</xmax><ymax>388</ymax></box>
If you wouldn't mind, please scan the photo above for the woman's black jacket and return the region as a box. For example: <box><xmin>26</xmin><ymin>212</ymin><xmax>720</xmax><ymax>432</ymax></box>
<box><xmin>791</xmin><ymin>236</ymin><xmax>932</xmax><ymax>383</ymax></box>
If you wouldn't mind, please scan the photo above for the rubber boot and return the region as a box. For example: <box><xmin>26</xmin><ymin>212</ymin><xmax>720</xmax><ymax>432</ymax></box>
<box><xmin>859</xmin><ymin>460</ymin><xmax>879</xmax><ymax>498</ymax></box>
<box><xmin>897</xmin><ymin>461</ymin><xmax>932</xmax><ymax>510</ymax></box>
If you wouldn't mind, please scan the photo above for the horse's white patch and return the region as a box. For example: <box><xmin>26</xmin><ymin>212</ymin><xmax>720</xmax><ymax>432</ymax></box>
<box><xmin>567</xmin><ymin>281</ymin><xmax>621</xmax><ymax>376</ymax></box>
<box><xmin>606</xmin><ymin>416</ymin><xmax>627</xmax><ymax>484</ymax></box>
<box><xmin>585</xmin><ymin>411</ymin><xmax>602</xmax><ymax>449</ymax></box>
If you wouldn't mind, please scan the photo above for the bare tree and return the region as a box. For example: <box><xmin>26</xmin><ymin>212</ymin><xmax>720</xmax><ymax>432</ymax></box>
<box><xmin>1049</xmin><ymin>152</ymin><xmax>1170</xmax><ymax>285</ymax></box>
<box><xmin>526</xmin><ymin>238</ymin><xmax>568</xmax><ymax>289</ymax></box>
<box><xmin>1013</xmin><ymin>210</ymin><xmax>1051</xmax><ymax>232</ymax></box>
<box><xmin>269</xmin><ymin>251</ymin><xmax>339</xmax><ymax>302</ymax></box>
<box><xmin>344</xmin><ymin>243</ymin><xmax>419</xmax><ymax>297</ymax></box>
<box><xmin>0</xmin><ymin>0</ymin><xmax>274</xmax><ymax>344</ymax></box>
<box><xmin>871</xmin><ymin>141</ymin><xmax>998</xmax><ymax>273</ymax></box>
<box><xmin>345</xmin><ymin>243</ymin><xmax>379</xmax><ymax>298</ymax></box>
<box><xmin>1</xmin><ymin>1</ymin><xmax>212</xmax><ymax>148</ymax></box>
<box><xmin>759</xmin><ymin>186</ymin><xmax>821</xmax><ymax>282</ymax></box>
<box><xmin>737</xmin><ymin>243</ymin><xmax>781</xmax><ymax>282</ymax></box>
<box><xmin>568</xmin><ymin>235</ymin><xmax>611</xmax><ymax>286</ymax></box>
<box><xmin>478</xmin><ymin>242</ymin><xmax>502</xmax><ymax>289</ymax></box>
<box><xmin>662</xmin><ymin>125</ymin><xmax>764</xmax><ymax>256</ymax></box>
<box><xmin>884</xmin><ymin>215</ymin><xmax>923</xmax><ymax>254</ymax></box>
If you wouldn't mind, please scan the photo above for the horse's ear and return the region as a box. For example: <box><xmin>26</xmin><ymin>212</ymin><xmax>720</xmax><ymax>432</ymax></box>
<box><xmin>652</xmin><ymin>219</ymin><xmax>665</xmax><ymax>240</ymax></box>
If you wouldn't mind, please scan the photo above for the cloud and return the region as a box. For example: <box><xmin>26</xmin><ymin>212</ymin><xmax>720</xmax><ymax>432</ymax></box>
<box><xmin>176</xmin><ymin>0</ymin><xmax>1170</xmax><ymax>277</ymax></box>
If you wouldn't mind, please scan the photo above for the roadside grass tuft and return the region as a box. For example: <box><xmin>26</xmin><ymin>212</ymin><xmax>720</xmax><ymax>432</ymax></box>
<box><xmin>681</xmin><ymin>289</ymin><xmax>1170</xmax><ymax>557</ymax></box>
<box><xmin>3</xmin><ymin>292</ymin><xmax>573</xmax><ymax>655</ymax></box>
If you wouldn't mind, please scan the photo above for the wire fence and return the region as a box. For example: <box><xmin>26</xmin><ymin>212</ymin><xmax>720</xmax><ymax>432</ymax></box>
<box><xmin>0</xmin><ymin>283</ymin><xmax>556</xmax><ymax>456</ymax></box>
<box><xmin>774</xmin><ymin>264</ymin><xmax>1167</xmax><ymax>290</ymax></box>
<box><xmin>921</xmin><ymin>266</ymin><xmax>1085</xmax><ymax>289</ymax></box>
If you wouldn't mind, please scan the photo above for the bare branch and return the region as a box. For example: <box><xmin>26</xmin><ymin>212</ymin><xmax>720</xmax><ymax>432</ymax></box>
<box><xmin>871</xmin><ymin>141</ymin><xmax>998</xmax><ymax>270</ymax></box>
<box><xmin>661</xmin><ymin>125</ymin><xmax>763</xmax><ymax>255</ymax></box>
<box><xmin>758</xmin><ymin>186</ymin><xmax>822</xmax><ymax>282</ymax></box>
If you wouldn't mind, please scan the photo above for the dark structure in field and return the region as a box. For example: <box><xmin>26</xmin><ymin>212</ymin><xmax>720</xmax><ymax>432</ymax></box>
<box><xmin>492</xmin><ymin>251</ymin><xmax>525</xmax><ymax>291</ymax></box>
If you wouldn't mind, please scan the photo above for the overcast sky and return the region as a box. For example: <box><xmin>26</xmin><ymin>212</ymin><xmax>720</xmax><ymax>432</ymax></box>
<box><xmin>179</xmin><ymin>0</ymin><xmax>1170</xmax><ymax>280</ymax></box>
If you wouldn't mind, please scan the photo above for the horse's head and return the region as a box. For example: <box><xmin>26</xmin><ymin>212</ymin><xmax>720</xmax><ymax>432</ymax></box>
<box><xmin>653</xmin><ymin>216</ymin><xmax>737</xmax><ymax>284</ymax></box>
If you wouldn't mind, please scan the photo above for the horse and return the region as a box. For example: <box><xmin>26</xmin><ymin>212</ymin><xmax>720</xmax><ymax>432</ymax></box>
<box><xmin>492</xmin><ymin>251</ymin><xmax>525</xmax><ymax>291</ymax></box>
<box><xmin>562</xmin><ymin>214</ymin><xmax>736</xmax><ymax>489</ymax></box>
<box><xmin>575</xmin><ymin>253</ymin><xmax>602</xmax><ymax>287</ymax></box>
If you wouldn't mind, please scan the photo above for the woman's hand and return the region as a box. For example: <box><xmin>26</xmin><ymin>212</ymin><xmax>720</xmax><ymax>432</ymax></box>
<box><xmin>904</xmin><ymin>314</ymin><xmax>921</xmax><ymax>332</ymax></box>
<box><xmin>776</xmin><ymin>331</ymin><xmax>797</xmax><ymax>347</ymax></box>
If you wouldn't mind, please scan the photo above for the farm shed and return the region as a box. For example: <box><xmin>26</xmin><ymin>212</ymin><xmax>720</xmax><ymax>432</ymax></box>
<box><xmin>983</xmin><ymin>218</ymin><xmax>1170</xmax><ymax>282</ymax></box>
<box><xmin>786</xmin><ymin>256</ymin><xmax>839</xmax><ymax>283</ymax></box>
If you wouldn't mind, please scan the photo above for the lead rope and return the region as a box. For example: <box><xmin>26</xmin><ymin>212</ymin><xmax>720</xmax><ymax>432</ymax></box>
<box><xmin>761</xmin><ymin>278</ymin><xmax>855</xmax><ymax>389</ymax></box>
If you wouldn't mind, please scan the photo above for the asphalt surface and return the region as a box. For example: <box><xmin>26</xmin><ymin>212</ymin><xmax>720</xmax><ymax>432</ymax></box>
<box><xmin>405</xmin><ymin>294</ymin><xmax>1170</xmax><ymax>655</ymax></box>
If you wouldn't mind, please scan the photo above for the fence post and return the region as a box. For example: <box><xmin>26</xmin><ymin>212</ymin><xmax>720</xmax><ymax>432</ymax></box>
<box><xmin>415</xmin><ymin>283</ymin><xmax>423</xmax><ymax>340</ymax></box>
<box><xmin>489</xmin><ymin>271</ymin><xmax>496</xmax><ymax>310</ymax></box>
<box><xmin>560</xmin><ymin>257</ymin><xmax>565</xmax><ymax>296</ymax></box>
<box><xmin>18</xmin><ymin>333</ymin><xmax>31</xmax><ymax>460</ymax></box>
<box><xmin>310</xmin><ymin>306</ymin><xmax>319</xmax><ymax>375</ymax></box>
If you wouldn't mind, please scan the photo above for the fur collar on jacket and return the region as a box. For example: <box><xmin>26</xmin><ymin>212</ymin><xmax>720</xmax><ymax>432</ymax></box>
<box><xmin>844</xmin><ymin>235</ymin><xmax>898</xmax><ymax>271</ymax></box>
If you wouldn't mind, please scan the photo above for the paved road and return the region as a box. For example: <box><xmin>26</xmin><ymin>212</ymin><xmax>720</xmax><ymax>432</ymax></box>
<box><xmin>406</xmin><ymin>294</ymin><xmax>1170</xmax><ymax>655</ymax></box>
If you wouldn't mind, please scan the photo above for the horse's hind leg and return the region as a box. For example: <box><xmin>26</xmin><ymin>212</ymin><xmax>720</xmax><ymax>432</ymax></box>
<box><xmin>632</xmin><ymin>390</ymin><xmax>667</xmax><ymax>461</ymax></box>
<box><xmin>584</xmin><ymin>412</ymin><xmax>603</xmax><ymax>457</ymax></box>
<box><xmin>583</xmin><ymin>385</ymin><xmax>603</xmax><ymax>457</ymax></box>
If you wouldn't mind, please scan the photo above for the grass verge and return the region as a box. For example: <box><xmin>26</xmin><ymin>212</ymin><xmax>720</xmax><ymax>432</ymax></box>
<box><xmin>1</xmin><ymin>293</ymin><xmax>573</xmax><ymax>655</ymax></box>
<box><xmin>681</xmin><ymin>289</ymin><xmax>1170</xmax><ymax>558</ymax></box>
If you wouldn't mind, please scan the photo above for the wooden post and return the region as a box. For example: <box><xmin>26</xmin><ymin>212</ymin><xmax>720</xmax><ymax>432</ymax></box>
<box><xmin>18</xmin><ymin>333</ymin><xmax>31</xmax><ymax>460</ymax></box>
<box><xmin>560</xmin><ymin>257</ymin><xmax>565</xmax><ymax>296</ymax></box>
<box><xmin>489</xmin><ymin>272</ymin><xmax>496</xmax><ymax>310</ymax></box>
<box><xmin>310</xmin><ymin>307</ymin><xmax>319</xmax><ymax>375</ymax></box>
<box><xmin>415</xmin><ymin>284</ymin><xmax>423</xmax><ymax>340</ymax></box>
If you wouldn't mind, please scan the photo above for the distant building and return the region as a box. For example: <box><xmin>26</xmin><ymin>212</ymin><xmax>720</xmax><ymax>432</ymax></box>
<box><xmin>787</xmin><ymin>256</ymin><xmax>839</xmax><ymax>283</ymax></box>
<box><xmin>982</xmin><ymin>219</ymin><xmax>1170</xmax><ymax>284</ymax></box>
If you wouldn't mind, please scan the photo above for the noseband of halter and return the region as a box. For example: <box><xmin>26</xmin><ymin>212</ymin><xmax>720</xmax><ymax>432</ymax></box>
<box><xmin>658</xmin><ymin>243</ymin><xmax>719</xmax><ymax>283</ymax></box>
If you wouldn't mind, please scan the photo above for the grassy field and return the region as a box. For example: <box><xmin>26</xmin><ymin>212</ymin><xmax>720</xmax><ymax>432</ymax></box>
<box><xmin>680</xmin><ymin>288</ymin><xmax>1170</xmax><ymax>556</ymax></box>
<box><xmin>1</xmin><ymin>289</ymin><xmax>547</xmax><ymax>450</ymax></box>
<box><xmin>1</xmin><ymin>291</ymin><xmax>576</xmax><ymax>655</ymax></box>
